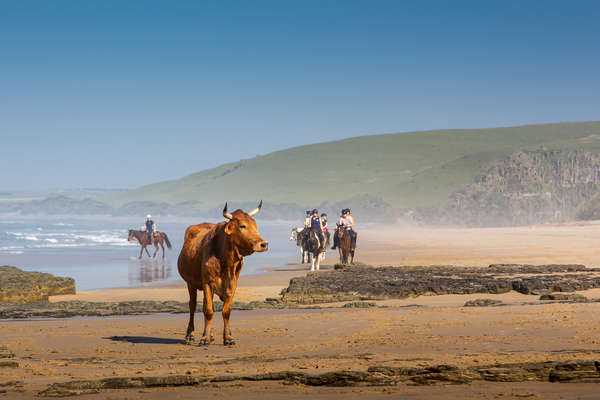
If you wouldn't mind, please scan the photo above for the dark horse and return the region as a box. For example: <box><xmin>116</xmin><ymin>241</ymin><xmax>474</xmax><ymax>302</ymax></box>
<box><xmin>305</xmin><ymin>228</ymin><xmax>329</xmax><ymax>271</ymax></box>
<box><xmin>335</xmin><ymin>224</ymin><xmax>354</xmax><ymax>264</ymax></box>
<box><xmin>128</xmin><ymin>230</ymin><xmax>172</xmax><ymax>259</ymax></box>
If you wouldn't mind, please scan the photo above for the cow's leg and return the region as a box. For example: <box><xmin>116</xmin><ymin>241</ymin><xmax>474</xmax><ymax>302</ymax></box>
<box><xmin>199</xmin><ymin>284</ymin><xmax>215</xmax><ymax>346</ymax></box>
<box><xmin>222</xmin><ymin>294</ymin><xmax>236</xmax><ymax>346</ymax></box>
<box><xmin>185</xmin><ymin>284</ymin><xmax>197</xmax><ymax>344</ymax></box>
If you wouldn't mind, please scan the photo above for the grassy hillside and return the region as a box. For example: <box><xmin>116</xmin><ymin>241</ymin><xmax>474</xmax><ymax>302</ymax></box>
<box><xmin>105</xmin><ymin>121</ymin><xmax>600</xmax><ymax>211</ymax></box>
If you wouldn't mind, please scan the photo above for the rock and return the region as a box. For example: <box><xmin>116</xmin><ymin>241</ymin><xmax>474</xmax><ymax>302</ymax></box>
<box><xmin>281</xmin><ymin>264</ymin><xmax>600</xmax><ymax>304</ymax></box>
<box><xmin>469</xmin><ymin>362</ymin><xmax>555</xmax><ymax>382</ymax></box>
<box><xmin>548</xmin><ymin>360</ymin><xmax>600</xmax><ymax>382</ymax></box>
<box><xmin>0</xmin><ymin>345</ymin><xmax>17</xmax><ymax>368</ymax></box>
<box><xmin>464</xmin><ymin>299</ymin><xmax>503</xmax><ymax>307</ymax></box>
<box><xmin>418</xmin><ymin>149</ymin><xmax>600</xmax><ymax>227</ymax></box>
<box><xmin>0</xmin><ymin>361</ymin><xmax>19</xmax><ymax>368</ymax></box>
<box><xmin>0</xmin><ymin>266</ymin><xmax>75</xmax><ymax>303</ymax></box>
<box><xmin>367</xmin><ymin>366</ymin><xmax>420</xmax><ymax>376</ymax></box>
<box><xmin>37</xmin><ymin>359</ymin><xmax>600</xmax><ymax>395</ymax></box>
<box><xmin>0</xmin><ymin>298</ymin><xmax>303</xmax><ymax>319</ymax></box>
<box><xmin>488</xmin><ymin>264</ymin><xmax>588</xmax><ymax>273</ymax></box>
<box><xmin>0</xmin><ymin>346</ymin><xmax>15</xmax><ymax>359</ymax></box>
<box><xmin>342</xmin><ymin>301</ymin><xmax>376</xmax><ymax>308</ymax></box>
<box><xmin>539</xmin><ymin>293</ymin><xmax>588</xmax><ymax>302</ymax></box>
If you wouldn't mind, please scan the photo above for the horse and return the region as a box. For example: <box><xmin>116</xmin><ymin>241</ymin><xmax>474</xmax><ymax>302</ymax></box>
<box><xmin>335</xmin><ymin>224</ymin><xmax>353</xmax><ymax>264</ymax></box>
<box><xmin>290</xmin><ymin>227</ymin><xmax>310</xmax><ymax>263</ymax></box>
<box><xmin>128</xmin><ymin>229</ymin><xmax>172</xmax><ymax>259</ymax></box>
<box><xmin>305</xmin><ymin>228</ymin><xmax>328</xmax><ymax>271</ymax></box>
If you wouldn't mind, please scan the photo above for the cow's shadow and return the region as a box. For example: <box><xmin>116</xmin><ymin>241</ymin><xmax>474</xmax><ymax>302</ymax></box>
<box><xmin>105</xmin><ymin>335</ymin><xmax>185</xmax><ymax>345</ymax></box>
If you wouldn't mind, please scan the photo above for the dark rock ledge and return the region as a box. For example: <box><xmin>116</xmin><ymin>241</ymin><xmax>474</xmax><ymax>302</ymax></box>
<box><xmin>37</xmin><ymin>359</ymin><xmax>600</xmax><ymax>396</ymax></box>
<box><xmin>281</xmin><ymin>264</ymin><xmax>600</xmax><ymax>304</ymax></box>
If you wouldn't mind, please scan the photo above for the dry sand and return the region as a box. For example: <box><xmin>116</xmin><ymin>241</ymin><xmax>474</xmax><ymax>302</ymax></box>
<box><xmin>4</xmin><ymin>222</ymin><xmax>600</xmax><ymax>399</ymax></box>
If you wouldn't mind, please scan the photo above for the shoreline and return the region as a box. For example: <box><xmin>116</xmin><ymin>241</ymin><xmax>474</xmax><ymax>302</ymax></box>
<box><xmin>49</xmin><ymin>263</ymin><xmax>314</xmax><ymax>304</ymax></box>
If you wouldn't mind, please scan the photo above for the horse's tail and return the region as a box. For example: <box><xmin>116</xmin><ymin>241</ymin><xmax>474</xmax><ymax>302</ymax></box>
<box><xmin>163</xmin><ymin>233</ymin><xmax>172</xmax><ymax>249</ymax></box>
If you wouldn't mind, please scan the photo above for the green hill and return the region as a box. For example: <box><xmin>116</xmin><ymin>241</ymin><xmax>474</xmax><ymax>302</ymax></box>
<box><xmin>105</xmin><ymin>121</ymin><xmax>600</xmax><ymax>215</ymax></box>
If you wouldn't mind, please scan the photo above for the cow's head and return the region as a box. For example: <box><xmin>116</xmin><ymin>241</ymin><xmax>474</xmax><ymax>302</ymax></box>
<box><xmin>223</xmin><ymin>201</ymin><xmax>269</xmax><ymax>255</ymax></box>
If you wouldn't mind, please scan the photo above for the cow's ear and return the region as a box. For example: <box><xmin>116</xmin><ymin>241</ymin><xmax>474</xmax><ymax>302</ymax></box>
<box><xmin>224</xmin><ymin>221</ymin><xmax>233</xmax><ymax>235</ymax></box>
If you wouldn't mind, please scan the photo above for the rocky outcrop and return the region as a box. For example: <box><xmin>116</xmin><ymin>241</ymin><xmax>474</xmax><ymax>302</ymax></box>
<box><xmin>0</xmin><ymin>266</ymin><xmax>75</xmax><ymax>303</ymax></box>
<box><xmin>418</xmin><ymin>149</ymin><xmax>600</xmax><ymax>226</ymax></box>
<box><xmin>0</xmin><ymin>346</ymin><xmax>18</xmax><ymax>368</ymax></box>
<box><xmin>281</xmin><ymin>264</ymin><xmax>600</xmax><ymax>304</ymax></box>
<box><xmin>463</xmin><ymin>298</ymin><xmax>503</xmax><ymax>307</ymax></box>
<box><xmin>38</xmin><ymin>359</ymin><xmax>600</xmax><ymax>396</ymax></box>
<box><xmin>0</xmin><ymin>298</ymin><xmax>303</xmax><ymax>319</ymax></box>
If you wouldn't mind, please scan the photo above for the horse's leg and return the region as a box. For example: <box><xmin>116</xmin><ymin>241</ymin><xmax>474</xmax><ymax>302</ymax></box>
<box><xmin>316</xmin><ymin>252</ymin><xmax>321</xmax><ymax>271</ymax></box>
<box><xmin>185</xmin><ymin>284</ymin><xmax>197</xmax><ymax>344</ymax></box>
<box><xmin>310</xmin><ymin>253</ymin><xmax>315</xmax><ymax>271</ymax></box>
<box><xmin>351</xmin><ymin>250</ymin><xmax>355</xmax><ymax>264</ymax></box>
<box><xmin>151</xmin><ymin>239</ymin><xmax>158</xmax><ymax>258</ymax></box>
<box><xmin>139</xmin><ymin>245</ymin><xmax>144</xmax><ymax>259</ymax></box>
<box><xmin>144</xmin><ymin>243</ymin><xmax>151</xmax><ymax>258</ymax></box>
<box><xmin>161</xmin><ymin>240</ymin><xmax>165</xmax><ymax>259</ymax></box>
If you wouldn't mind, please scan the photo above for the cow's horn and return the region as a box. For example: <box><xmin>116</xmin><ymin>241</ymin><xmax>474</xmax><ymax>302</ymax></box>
<box><xmin>248</xmin><ymin>200</ymin><xmax>263</xmax><ymax>217</ymax></box>
<box><xmin>223</xmin><ymin>202</ymin><xmax>233</xmax><ymax>219</ymax></box>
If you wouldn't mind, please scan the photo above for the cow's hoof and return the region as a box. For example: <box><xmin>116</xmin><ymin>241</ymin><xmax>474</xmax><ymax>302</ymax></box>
<box><xmin>224</xmin><ymin>338</ymin><xmax>236</xmax><ymax>346</ymax></box>
<box><xmin>198</xmin><ymin>338</ymin><xmax>211</xmax><ymax>346</ymax></box>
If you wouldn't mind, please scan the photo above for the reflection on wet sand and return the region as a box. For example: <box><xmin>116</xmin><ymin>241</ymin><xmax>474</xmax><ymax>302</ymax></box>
<box><xmin>128</xmin><ymin>258</ymin><xmax>173</xmax><ymax>284</ymax></box>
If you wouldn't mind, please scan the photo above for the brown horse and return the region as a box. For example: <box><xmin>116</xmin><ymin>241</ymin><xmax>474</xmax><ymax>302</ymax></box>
<box><xmin>335</xmin><ymin>224</ymin><xmax>353</xmax><ymax>264</ymax></box>
<box><xmin>128</xmin><ymin>230</ymin><xmax>172</xmax><ymax>259</ymax></box>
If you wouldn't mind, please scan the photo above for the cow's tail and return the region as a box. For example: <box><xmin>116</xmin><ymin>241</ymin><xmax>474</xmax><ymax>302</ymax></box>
<box><xmin>163</xmin><ymin>233</ymin><xmax>172</xmax><ymax>249</ymax></box>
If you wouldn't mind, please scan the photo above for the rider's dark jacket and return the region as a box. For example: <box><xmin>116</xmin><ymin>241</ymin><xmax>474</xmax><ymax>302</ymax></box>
<box><xmin>310</xmin><ymin>216</ymin><xmax>322</xmax><ymax>232</ymax></box>
<box><xmin>145</xmin><ymin>220</ymin><xmax>154</xmax><ymax>232</ymax></box>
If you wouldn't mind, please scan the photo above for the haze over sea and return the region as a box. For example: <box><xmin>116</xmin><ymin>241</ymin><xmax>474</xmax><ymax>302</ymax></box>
<box><xmin>0</xmin><ymin>217</ymin><xmax>295</xmax><ymax>290</ymax></box>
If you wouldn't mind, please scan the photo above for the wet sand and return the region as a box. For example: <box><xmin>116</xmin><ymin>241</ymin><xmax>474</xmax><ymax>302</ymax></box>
<box><xmin>4</xmin><ymin>222</ymin><xmax>600</xmax><ymax>398</ymax></box>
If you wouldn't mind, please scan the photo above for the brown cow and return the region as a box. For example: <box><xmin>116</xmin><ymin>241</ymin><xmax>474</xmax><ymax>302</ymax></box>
<box><xmin>177</xmin><ymin>201</ymin><xmax>268</xmax><ymax>346</ymax></box>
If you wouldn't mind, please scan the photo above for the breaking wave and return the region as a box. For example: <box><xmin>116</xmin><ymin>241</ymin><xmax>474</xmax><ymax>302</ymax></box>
<box><xmin>2</xmin><ymin>228</ymin><xmax>136</xmax><ymax>251</ymax></box>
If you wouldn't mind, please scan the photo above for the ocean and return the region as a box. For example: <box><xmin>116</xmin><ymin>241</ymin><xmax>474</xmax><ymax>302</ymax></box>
<box><xmin>0</xmin><ymin>216</ymin><xmax>300</xmax><ymax>290</ymax></box>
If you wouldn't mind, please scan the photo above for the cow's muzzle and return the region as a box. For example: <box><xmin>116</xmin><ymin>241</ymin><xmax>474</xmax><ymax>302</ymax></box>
<box><xmin>254</xmin><ymin>241</ymin><xmax>269</xmax><ymax>252</ymax></box>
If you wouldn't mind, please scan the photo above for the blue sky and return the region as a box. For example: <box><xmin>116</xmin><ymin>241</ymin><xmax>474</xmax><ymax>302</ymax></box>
<box><xmin>1</xmin><ymin>0</ymin><xmax>599</xmax><ymax>190</ymax></box>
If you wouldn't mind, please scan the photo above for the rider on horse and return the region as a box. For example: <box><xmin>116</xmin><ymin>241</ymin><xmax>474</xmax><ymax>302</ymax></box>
<box><xmin>331</xmin><ymin>208</ymin><xmax>356</xmax><ymax>250</ymax></box>
<box><xmin>320</xmin><ymin>213</ymin><xmax>328</xmax><ymax>233</ymax></box>
<box><xmin>145</xmin><ymin>214</ymin><xmax>156</xmax><ymax>244</ymax></box>
<box><xmin>310</xmin><ymin>209</ymin><xmax>326</xmax><ymax>251</ymax></box>
<box><xmin>321</xmin><ymin>213</ymin><xmax>330</xmax><ymax>247</ymax></box>
<box><xmin>304</xmin><ymin>210</ymin><xmax>311</xmax><ymax>230</ymax></box>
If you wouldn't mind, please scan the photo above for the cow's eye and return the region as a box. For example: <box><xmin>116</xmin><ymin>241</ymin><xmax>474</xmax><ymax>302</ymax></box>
<box><xmin>240</xmin><ymin>224</ymin><xmax>247</xmax><ymax>229</ymax></box>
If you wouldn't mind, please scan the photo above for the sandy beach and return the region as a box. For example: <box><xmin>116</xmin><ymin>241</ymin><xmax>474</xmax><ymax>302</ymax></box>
<box><xmin>4</xmin><ymin>223</ymin><xmax>600</xmax><ymax>398</ymax></box>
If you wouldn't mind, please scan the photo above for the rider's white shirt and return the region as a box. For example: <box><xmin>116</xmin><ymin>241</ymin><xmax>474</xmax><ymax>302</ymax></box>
<box><xmin>339</xmin><ymin>215</ymin><xmax>354</xmax><ymax>228</ymax></box>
